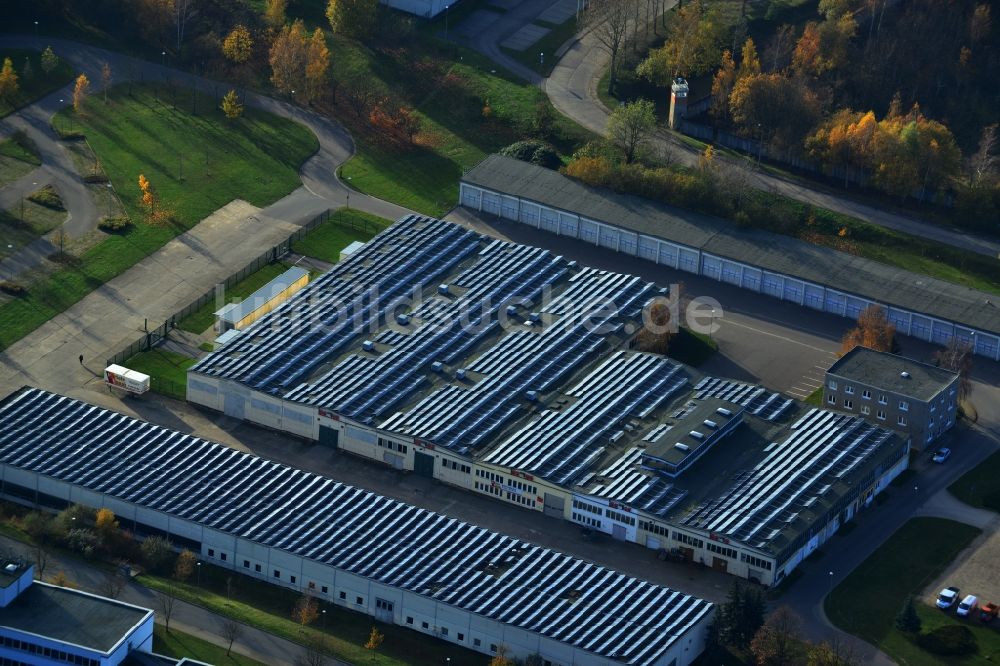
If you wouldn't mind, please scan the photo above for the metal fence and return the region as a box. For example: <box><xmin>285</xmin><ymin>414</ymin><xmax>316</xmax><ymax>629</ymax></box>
<box><xmin>106</xmin><ymin>209</ymin><xmax>332</xmax><ymax>367</ymax></box>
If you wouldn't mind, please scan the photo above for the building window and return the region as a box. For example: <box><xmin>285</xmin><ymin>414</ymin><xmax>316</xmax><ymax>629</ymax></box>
<box><xmin>321</xmin><ymin>586</ymin><xmax>328</xmax><ymax>594</ymax></box>
<box><xmin>290</xmin><ymin>575</ymin><xmax>296</xmax><ymax>584</ymax></box>
<box><xmin>356</xmin><ymin>596</ymin><xmax>363</xmax><ymax>605</ymax></box>
<box><xmin>844</xmin><ymin>385</ymin><xmax>854</xmax><ymax>395</ymax></box>
<box><xmin>442</xmin><ymin>627</ymin><xmax>449</xmax><ymax>636</ymax></box>
<box><xmin>376</xmin><ymin>598</ymin><xmax>394</xmax><ymax>612</ymax></box>
<box><xmin>878</xmin><ymin>393</ymin><xmax>887</xmax><ymax>404</ymax></box>
<box><xmin>899</xmin><ymin>400</ymin><xmax>909</xmax><ymax>412</ymax></box>
<box><xmin>861</xmin><ymin>405</ymin><xmax>870</xmax><ymax>415</ymax></box>
<box><xmin>827</xmin><ymin>395</ymin><xmax>836</xmax><ymax>405</ymax></box>
<box><xmin>220</xmin><ymin>553</ymin><xmax>227</xmax><ymax>561</ymax></box>
<box><xmin>208</xmin><ymin>548</ymin><xmax>215</xmax><ymax>557</ymax></box>
<box><xmin>491</xmin><ymin>644</ymin><xmax>498</xmax><ymax>653</ymax></box>
<box><xmin>273</xmin><ymin>570</ymin><xmax>280</xmax><ymax>579</ymax></box>
<box><xmin>474</xmin><ymin>639</ymin><xmax>482</xmax><ymax>647</ymax></box>
<box><xmin>243</xmin><ymin>560</ymin><xmax>250</xmax><ymax>568</ymax></box>
<box><xmin>422</xmin><ymin>621</ymin><xmax>429</xmax><ymax>629</ymax></box>
<box><xmin>898</xmin><ymin>415</ymin><xmax>907</xmax><ymax>426</ymax></box>
<box><xmin>828</xmin><ymin>380</ymin><xmax>838</xmax><ymax>390</ymax></box>
<box><xmin>339</xmin><ymin>591</ymin><xmax>347</xmax><ymax>600</ymax></box>
<box><xmin>458</xmin><ymin>633</ymin><xmax>464</xmax><ymax>641</ymax></box>
<box><xmin>407</xmin><ymin>616</ymin><xmax>414</xmax><ymax>625</ymax></box>
<box><xmin>308</xmin><ymin>581</ymin><xmax>316</xmax><ymax>590</ymax></box>
<box><xmin>844</xmin><ymin>399</ymin><xmax>853</xmax><ymax>409</ymax></box>
<box><xmin>877</xmin><ymin>409</ymin><xmax>886</xmax><ymax>420</ymax></box>
<box><xmin>255</xmin><ymin>564</ymin><xmax>261</xmax><ymax>573</ymax></box>
<box><xmin>862</xmin><ymin>390</ymin><xmax>871</xmax><ymax>399</ymax></box>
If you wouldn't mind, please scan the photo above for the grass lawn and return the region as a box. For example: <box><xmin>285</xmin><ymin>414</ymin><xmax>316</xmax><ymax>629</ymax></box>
<box><xmin>825</xmin><ymin>518</ymin><xmax>983</xmax><ymax>664</ymax></box>
<box><xmin>0</xmin><ymin>132</ymin><xmax>41</xmax><ymax>187</ymax></box>
<box><xmin>333</xmin><ymin>35</ymin><xmax>595</xmax><ymax>216</ymax></box>
<box><xmin>667</xmin><ymin>326</ymin><xmax>718</xmax><ymax>367</ymax></box>
<box><xmin>501</xmin><ymin>17</ymin><xmax>580</xmax><ymax>78</ymax></box>
<box><xmin>291</xmin><ymin>208</ymin><xmax>390</xmax><ymax>264</ymax></box>
<box><xmin>123</xmin><ymin>348</ymin><xmax>196</xmax><ymax>400</ymax></box>
<box><xmin>803</xmin><ymin>387</ymin><xmax>824</xmax><ymax>407</ymax></box>
<box><xmin>0</xmin><ymin>49</ymin><xmax>75</xmax><ymax>118</ymax></box>
<box><xmin>949</xmin><ymin>449</ymin><xmax>1000</xmax><ymax>513</ymax></box>
<box><xmin>139</xmin><ymin>561</ymin><xmax>482</xmax><ymax>666</ymax></box>
<box><xmin>0</xmin><ymin>84</ymin><xmax>317</xmax><ymax>351</ymax></box>
<box><xmin>154</xmin><ymin>625</ymin><xmax>267</xmax><ymax>666</ymax></box>
<box><xmin>0</xmin><ymin>201</ymin><xmax>68</xmax><ymax>261</ymax></box>
<box><xmin>177</xmin><ymin>261</ymin><xmax>293</xmax><ymax>334</ymax></box>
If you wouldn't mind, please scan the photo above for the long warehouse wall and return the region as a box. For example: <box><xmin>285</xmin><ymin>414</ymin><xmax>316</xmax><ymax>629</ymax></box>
<box><xmin>458</xmin><ymin>183</ymin><xmax>1000</xmax><ymax>361</ymax></box>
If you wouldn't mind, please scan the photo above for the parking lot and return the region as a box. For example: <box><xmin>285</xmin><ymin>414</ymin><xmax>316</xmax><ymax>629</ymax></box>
<box><xmin>924</xmin><ymin>516</ymin><xmax>1000</xmax><ymax>618</ymax></box>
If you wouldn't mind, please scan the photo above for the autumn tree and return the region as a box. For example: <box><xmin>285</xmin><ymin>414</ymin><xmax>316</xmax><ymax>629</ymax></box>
<box><xmin>737</xmin><ymin>37</ymin><xmax>761</xmax><ymax>79</ymax></box>
<box><xmin>792</xmin><ymin>13</ymin><xmax>857</xmax><ymax>78</ymax></box>
<box><xmin>137</xmin><ymin>173</ymin><xmax>158</xmax><ymax>222</ymax></box>
<box><xmin>265</xmin><ymin>0</ymin><xmax>288</xmax><ymax>30</ymax></box>
<box><xmin>50</xmin><ymin>571</ymin><xmax>77</xmax><ymax>589</ymax></box>
<box><xmin>326</xmin><ymin>0</ymin><xmax>378</xmax><ymax>41</ymax></box>
<box><xmin>638</xmin><ymin>0</ymin><xmax>726</xmax><ymax>84</ymax></box>
<box><xmin>223</xmin><ymin>25</ymin><xmax>254</xmax><ymax>65</ymax></box>
<box><xmin>729</xmin><ymin>73</ymin><xmax>819</xmax><ymax>154</ymax></box>
<box><xmin>607</xmin><ymin>99</ymin><xmax>657</xmax><ymax>163</ymax></box>
<box><xmin>140</xmin><ymin>534</ymin><xmax>174</xmax><ymax>573</ymax></box>
<box><xmin>40</xmin><ymin>46</ymin><xmax>59</xmax><ymax>75</ymax></box>
<box><xmin>635</xmin><ymin>298</ymin><xmax>674</xmax><ymax>354</ymax></box>
<box><xmin>292</xmin><ymin>593</ymin><xmax>320</xmax><ymax>625</ymax></box>
<box><xmin>363</xmin><ymin>627</ymin><xmax>384</xmax><ymax>662</ymax></box>
<box><xmin>173</xmin><ymin>549</ymin><xmax>197</xmax><ymax>581</ymax></box>
<box><xmin>489</xmin><ymin>645</ymin><xmax>513</xmax><ymax>666</ymax></box>
<box><xmin>710</xmin><ymin>49</ymin><xmax>736</xmax><ymax>121</ymax></box>
<box><xmin>0</xmin><ymin>58</ymin><xmax>18</xmax><ymax>102</ymax></box>
<box><xmin>269</xmin><ymin>19</ymin><xmax>307</xmax><ymax>95</ymax></box>
<box><xmin>750</xmin><ymin>606</ymin><xmax>805</xmax><ymax>666</ymax></box>
<box><xmin>220</xmin><ymin>618</ymin><xmax>244</xmax><ymax>656</ymax></box>
<box><xmin>840</xmin><ymin>305</ymin><xmax>895</xmax><ymax>355</ymax></box>
<box><xmin>305</xmin><ymin>28</ymin><xmax>331</xmax><ymax>103</ymax></box>
<box><xmin>94</xmin><ymin>508</ymin><xmax>119</xmax><ymax>548</ymax></box>
<box><xmin>934</xmin><ymin>338</ymin><xmax>973</xmax><ymax>402</ymax></box>
<box><xmin>221</xmin><ymin>89</ymin><xmax>244</xmax><ymax>119</ymax></box>
<box><xmin>582</xmin><ymin>0</ymin><xmax>631</xmax><ymax>94</ymax></box>
<box><xmin>72</xmin><ymin>73</ymin><xmax>90</xmax><ymax>113</ymax></box>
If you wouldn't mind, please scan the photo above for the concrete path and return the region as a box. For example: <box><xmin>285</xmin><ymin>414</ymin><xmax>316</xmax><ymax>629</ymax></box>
<box><xmin>916</xmin><ymin>487</ymin><xmax>999</xmax><ymax>529</ymax></box>
<box><xmin>0</xmin><ymin>34</ymin><xmax>412</xmax><ymax>284</ymax></box>
<box><xmin>0</xmin><ymin>535</ymin><xmax>345</xmax><ymax>666</ymax></box>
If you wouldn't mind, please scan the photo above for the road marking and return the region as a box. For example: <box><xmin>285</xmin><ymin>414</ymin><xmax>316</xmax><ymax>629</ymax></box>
<box><xmin>723</xmin><ymin>318</ymin><xmax>836</xmax><ymax>354</ymax></box>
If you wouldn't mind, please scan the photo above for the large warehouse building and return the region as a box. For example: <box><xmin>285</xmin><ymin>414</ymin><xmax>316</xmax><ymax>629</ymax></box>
<box><xmin>0</xmin><ymin>387</ymin><xmax>714</xmax><ymax>666</ymax></box>
<box><xmin>459</xmin><ymin>155</ymin><xmax>1000</xmax><ymax>361</ymax></box>
<box><xmin>186</xmin><ymin>214</ymin><xmax>910</xmax><ymax>588</ymax></box>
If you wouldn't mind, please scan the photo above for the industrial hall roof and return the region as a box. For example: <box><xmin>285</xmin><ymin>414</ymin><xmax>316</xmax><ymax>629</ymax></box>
<box><xmin>0</xmin><ymin>388</ymin><xmax>713</xmax><ymax>666</ymax></box>
<box><xmin>461</xmin><ymin>155</ymin><xmax>1000</xmax><ymax>336</ymax></box>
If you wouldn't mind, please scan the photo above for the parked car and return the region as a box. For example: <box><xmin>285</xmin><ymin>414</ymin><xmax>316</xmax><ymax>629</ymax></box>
<box><xmin>980</xmin><ymin>602</ymin><xmax>998</xmax><ymax>622</ymax></box>
<box><xmin>957</xmin><ymin>594</ymin><xmax>979</xmax><ymax>617</ymax></box>
<box><xmin>932</xmin><ymin>448</ymin><xmax>952</xmax><ymax>463</ymax></box>
<box><xmin>937</xmin><ymin>586</ymin><xmax>961</xmax><ymax>609</ymax></box>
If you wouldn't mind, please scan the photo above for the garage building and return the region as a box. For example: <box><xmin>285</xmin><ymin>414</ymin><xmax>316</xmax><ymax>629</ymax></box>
<box><xmin>0</xmin><ymin>387</ymin><xmax>714</xmax><ymax>666</ymax></box>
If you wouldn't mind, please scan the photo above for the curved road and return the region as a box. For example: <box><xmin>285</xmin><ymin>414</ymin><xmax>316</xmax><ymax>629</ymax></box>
<box><xmin>0</xmin><ymin>35</ymin><xmax>410</xmax><ymax>281</ymax></box>
<box><xmin>461</xmin><ymin>8</ymin><xmax>1000</xmax><ymax>258</ymax></box>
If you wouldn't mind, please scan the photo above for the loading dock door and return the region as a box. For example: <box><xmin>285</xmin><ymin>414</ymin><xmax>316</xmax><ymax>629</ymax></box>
<box><xmin>543</xmin><ymin>493</ymin><xmax>564</xmax><ymax>518</ymax></box>
<box><xmin>612</xmin><ymin>524</ymin><xmax>627</xmax><ymax>540</ymax></box>
<box><xmin>414</xmin><ymin>452</ymin><xmax>435</xmax><ymax>478</ymax></box>
<box><xmin>318</xmin><ymin>425</ymin><xmax>339</xmax><ymax>449</ymax></box>
<box><xmin>712</xmin><ymin>557</ymin><xmax>728</xmax><ymax>573</ymax></box>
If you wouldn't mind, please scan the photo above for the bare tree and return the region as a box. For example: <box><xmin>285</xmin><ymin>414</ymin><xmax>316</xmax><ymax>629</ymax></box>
<box><xmin>156</xmin><ymin>591</ymin><xmax>177</xmax><ymax>633</ymax></box>
<box><xmin>99</xmin><ymin>573</ymin><xmax>126</xmax><ymax>599</ymax></box>
<box><xmin>174</xmin><ymin>0</ymin><xmax>197</xmax><ymax>52</ymax></box>
<box><xmin>968</xmin><ymin>124</ymin><xmax>999</xmax><ymax>187</ymax></box>
<box><xmin>582</xmin><ymin>0</ymin><xmax>632</xmax><ymax>94</ymax></box>
<box><xmin>294</xmin><ymin>636</ymin><xmax>330</xmax><ymax>666</ymax></box>
<box><xmin>934</xmin><ymin>338</ymin><xmax>974</xmax><ymax>402</ymax></box>
<box><xmin>32</xmin><ymin>543</ymin><xmax>49</xmax><ymax>581</ymax></box>
<box><xmin>220</xmin><ymin>619</ymin><xmax>244</xmax><ymax>656</ymax></box>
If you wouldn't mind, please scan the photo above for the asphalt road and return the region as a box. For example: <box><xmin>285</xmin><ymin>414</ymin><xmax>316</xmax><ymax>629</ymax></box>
<box><xmin>455</xmin><ymin>0</ymin><xmax>1000</xmax><ymax>258</ymax></box>
<box><xmin>0</xmin><ymin>34</ymin><xmax>411</xmax><ymax>282</ymax></box>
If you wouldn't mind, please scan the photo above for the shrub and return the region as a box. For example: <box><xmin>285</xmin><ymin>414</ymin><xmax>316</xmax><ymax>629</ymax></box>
<box><xmin>500</xmin><ymin>140</ymin><xmax>561</xmax><ymax>170</ymax></box>
<box><xmin>141</xmin><ymin>536</ymin><xmax>175</xmax><ymax>574</ymax></box>
<box><xmin>98</xmin><ymin>217</ymin><xmax>132</xmax><ymax>233</ymax></box>
<box><xmin>65</xmin><ymin>528</ymin><xmax>100</xmax><ymax>558</ymax></box>
<box><xmin>27</xmin><ymin>185</ymin><xmax>65</xmax><ymax>211</ymax></box>
<box><xmin>0</xmin><ymin>281</ymin><xmax>26</xmax><ymax>296</ymax></box>
<box><xmin>83</xmin><ymin>173</ymin><xmax>109</xmax><ymax>184</ymax></box>
<box><xmin>917</xmin><ymin>624</ymin><xmax>977</xmax><ymax>656</ymax></box>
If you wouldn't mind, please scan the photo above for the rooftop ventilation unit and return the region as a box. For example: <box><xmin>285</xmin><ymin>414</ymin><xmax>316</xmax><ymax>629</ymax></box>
<box><xmin>674</xmin><ymin>443</ymin><xmax>691</xmax><ymax>452</ymax></box>
<box><xmin>529</xmin><ymin>312</ymin><xmax>541</xmax><ymax>322</ymax></box>
<box><xmin>703</xmin><ymin>420</ymin><xmax>718</xmax><ymax>429</ymax></box>
<box><xmin>455</xmin><ymin>369</ymin><xmax>467</xmax><ymax>381</ymax></box>
<box><xmin>689</xmin><ymin>431</ymin><xmax>704</xmax><ymax>440</ymax></box>
<box><xmin>716</xmin><ymin>407</ymin><xmax>733</xmax><ymax>416</ymax></box>
<box><xmin>438</xmin><ymin>284</ymin><xmax>450</xmax><ymax>295</ymax></box>
<box><xmin>609</xmin><ymin>430</ymin><xmax>625</xmax><ymax>443</ymax></box>
<box><xmin>3</xmin><ymin>563</ymin><xmax>17</xmax><ymax>574</ymax></box>
<box><xmin>431</xmin><ymin>361</ymin><xmax>444</xmax><ymax>373</ymax></box>
<box><xmin>396</xmin><ymin>314</ymin><xmax>410</xmax><ymax>326</ymax></box>
<box><xmin>567</xmin><ymin>260</ymin><xmax>578</xmax><ymax>269</ymax></box>
<box><xmin>506</xmin><ymin>305</ymin><xmax>518</xmax><ymax>316</ymax></box>
<box><xmin>900</xmin><ymin>371</ymin><xmax>911</xmax><ymax>378</ymax></box>
<box><xmin>526</xmin><ymin>390</ymin><xmax>538</xmax><ymax>401</ymax></box>
<box><xmin>361</xmin><ymin>340</ymin><xmax>375</xmax><ymax>352</ymax></box>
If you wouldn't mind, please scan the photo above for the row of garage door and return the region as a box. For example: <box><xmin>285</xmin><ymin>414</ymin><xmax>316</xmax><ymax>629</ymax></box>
<box><xmin>460</xmin><ymin>183</ymin><xmax>1000</xmax><ymax>361</ymax></box>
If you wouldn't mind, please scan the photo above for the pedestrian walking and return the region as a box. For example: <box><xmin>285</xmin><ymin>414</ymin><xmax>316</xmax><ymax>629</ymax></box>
<box><xmin>78</xmin><ymin>354</ymin><xmax>83</xmax><ymax>365</ymax></box>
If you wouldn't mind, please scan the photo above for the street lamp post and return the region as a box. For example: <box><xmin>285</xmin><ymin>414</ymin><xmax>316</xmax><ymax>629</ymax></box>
<box><xmin>828</xmin><ymin>570</ymin><xmax>834</xmax><ymax>597</ymax></box>
<box><xmin>161</xmin><ymin>51</ymin><xmax>166</xmax><ymax>67</ymax></box>
<box><xmin>5</xmin><ymin>244</ymin><xmax>13</xmax><ymax>281</ymax></box>
<box><xmin>346</xmin><ymin>176</ymin><xmax>352</xmax><ymax>209</ymax></box>
<box><xmin>445</xmin><ymin>5</ymin><xmax>450</xmax><ymax>41</ymax></box>
<box><xmin>196</xmin><ymin>561</ymin><xmax>202</xmax><ymax>586</ymax></box>
<box><xmin>106</xmin><ymin>183</ymin><xmax>113</xmax><ymax>218</ymax></box>
<box><xmin>322</xmin><ymin>609</ymin><xmax>327</xmax><ymax>630</ymax></box>
<box><xmin>34</xmin><ymin>21</ymin><xmax>39</xmax><ymax>38</ymax></box>
<box><xmin>540</xmin><ymin>52</ymin><xmax>544</xmax><ymax>66</ymax></box>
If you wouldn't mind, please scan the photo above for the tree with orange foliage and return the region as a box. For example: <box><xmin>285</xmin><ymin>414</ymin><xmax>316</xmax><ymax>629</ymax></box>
<box><xmin>137</xmin><ymin>173</ymin><xmax>166</xmax><ymax>224</ymax></box>
<box><xmin>710</xmin><ymin>49</ymin><xmax>736</xmax><ymax>121</ymax></box>
<box><xmin>363</xmin><ymin>627</ymin><xmax>383</xmax><ymax>662</ymax></box>
<box><xmin>737</xmin><ymin>37</ymin><xmax>761</xmax><ymax>80</ymax></box>
<box><xmin>305</xmin><ymin>28</ymin><xmax>330</xmax><ymax>103</ymax></box>
<box><xmin>563</xmin><ymin>155</ymin><xmax>613</xmax><ymax>186</ymax></box>
<box><xmin>635</xmin><ymin>299</ymin><xmax>675</xmax><ymax>354</ymax></box>
<box><xmin>72</xmin><ymin>73</ymin><xmax>90</xmax><ymax>113</ymax></box>
<box><xmin>223</xmin><ymin>25</ymin><xmax>254</xmax><ymax>65</ymax></box>
<box><xmin>292</xmin><ymin>593</ymin><xmax>319</xmax><ymax>625</ymax></box>
<box><xmin>0</xmin><ymin>58</ymin><xmax>19</xmax><ymax>103</ymax></box>
<box><xmin>269</xmin><ymin>20</ymin><xmax>307</xmax><ymax>95</ymax></box>
<box><xmin>264</xmin><ymin>0</ymin><xmax>288</xmax><ymax>30</ymax></box>
<box><xmin>840</xmin><ymin>305</ymin><xmax>895</xmax><ymax>355</ymax></box>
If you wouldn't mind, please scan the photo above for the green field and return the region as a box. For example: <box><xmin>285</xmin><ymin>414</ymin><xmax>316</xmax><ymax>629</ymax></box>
<box><xmin>332</xmin><ymin>35</ymin><xmax>594</xmax><ymax>216</ymax></box>
<box><xmin>177</xmin><ymin>262</ymin><xmax>293</xmax><ymax>334</ymax></box>
<box><xmin>803</xmin><ymin>387</ymin><xmax>824</xmax><ymax>407</ymax></box>
<box><xmin>291</xmin><ymin>208</ymin><xmax>390</xmax><ymax>263</ymax></box>
<box><xmin>0</xmin><ymin>84</ymin><xmax>317</xmax><ymax>351</ymax></box>
<box><xmin>0</xmin><ymin>132</ymin><xmax>41</xmax><ymax>187</ymax></box>
<box><xmin>140</xmin><ymin>561</ymin><xmax>482</xmax><ymax>666</ymax></box>
<box><xmin>122</xmin><ymin>348</ymin><xmax>196</xmax><ymax>400</ymax></box>
<box><xmin>825</xmin><ymin>518</ymin><xmax>984</xmax><ymax>665</ymax></box>
<box><xmin>154</xmin><ymin>625</ymin><xmax>267</xmax><ymax>666</ymax></box>
<box><xmin>950</xmin><ymin>450</ymin><xmax>1000</xmax><ymax>513</ymax></box>
<box><xmin>0</xmin><ymin>48</ymin><xmax>75</xmax><ymax>118</ymax></box>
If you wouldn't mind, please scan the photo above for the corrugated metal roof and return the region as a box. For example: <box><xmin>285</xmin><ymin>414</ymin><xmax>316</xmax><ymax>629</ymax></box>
<box><xmin>461</xmin><ymin>155</ymin><xmax>1000</xmax><ymax>336</ymax></box>
<box><xmin>0</xmin><ymin>388</ymin><xmax>713</xmax><ymax>666</ymax></box>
